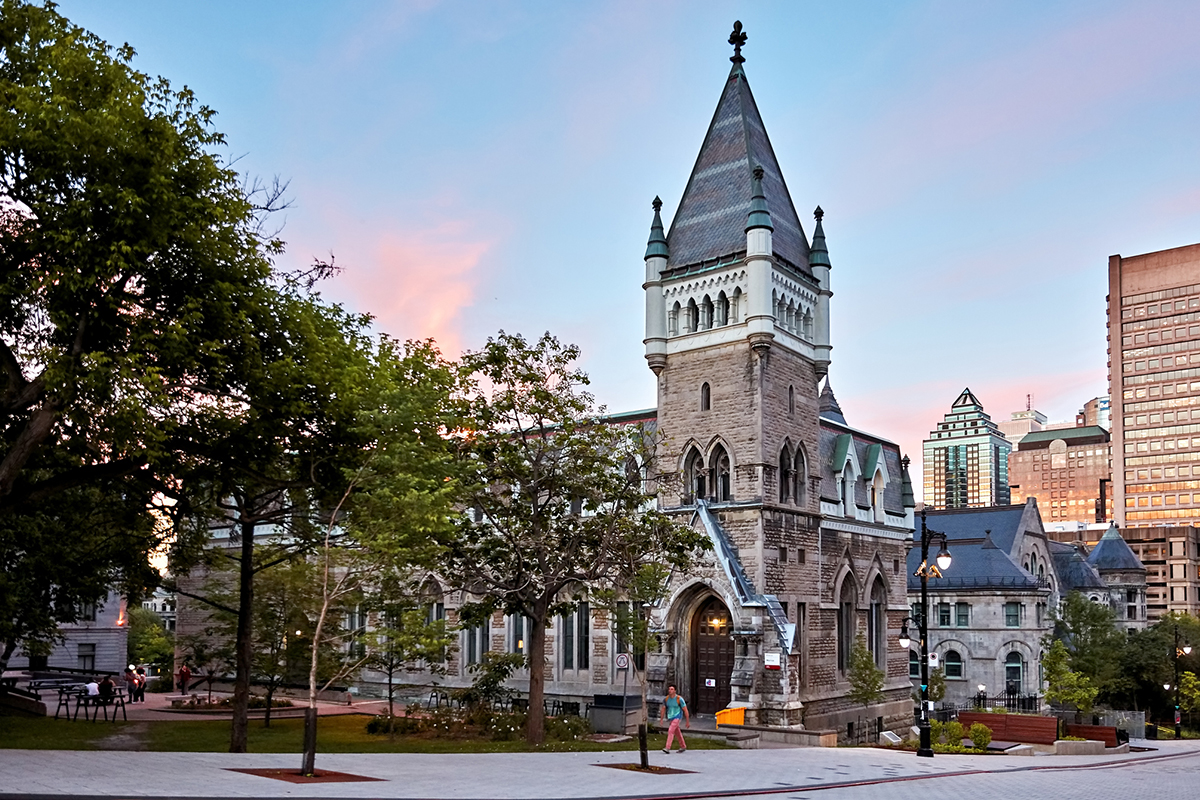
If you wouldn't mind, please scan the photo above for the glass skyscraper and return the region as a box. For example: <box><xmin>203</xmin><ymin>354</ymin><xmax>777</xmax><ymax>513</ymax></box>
<box><xmin>923</xmin><ymin>389</ymin><xmax>1012</xmax><ymax>509</ymax></box>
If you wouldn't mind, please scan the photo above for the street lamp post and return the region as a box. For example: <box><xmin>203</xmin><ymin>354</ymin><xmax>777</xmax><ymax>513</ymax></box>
<box><xmin>898</xmin><ymin>506</ymin><xmax>951</xmax><ymax>758</ymax></box>
<box><xmin>1173</xmin><ymin>622</ymin><xmax>1192</xmax><ymax>739</ymax></box>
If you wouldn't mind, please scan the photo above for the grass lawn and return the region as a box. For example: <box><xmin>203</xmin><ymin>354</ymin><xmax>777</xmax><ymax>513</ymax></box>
<box><xmin>0</xmin><ymin>713</ymin><xmax>732</xmax><ymax>754</ymax></box>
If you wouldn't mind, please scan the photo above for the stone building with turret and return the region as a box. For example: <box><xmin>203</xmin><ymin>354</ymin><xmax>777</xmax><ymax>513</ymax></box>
<box><xmin>636</xmin><ymin>22</ymin><xmax>917</xmax><ymax>736</ymax></box>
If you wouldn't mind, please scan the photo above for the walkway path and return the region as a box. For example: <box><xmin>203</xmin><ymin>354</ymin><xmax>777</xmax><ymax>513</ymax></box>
<box><xmin>1</xmin><ymin>739</ymin><xmax>1196</xmax><ymax>799</ymax></box>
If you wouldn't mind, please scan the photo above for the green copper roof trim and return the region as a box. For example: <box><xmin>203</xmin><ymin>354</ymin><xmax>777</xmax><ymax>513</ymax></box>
<box><xmin>645</xmin><ymin>196</ymin><xmax>670</xmax><ymax>260</ymax></box>
<box><xmin>831</xmin><ymin>433</ymin><xmax>852</xmax><ymax>471</ymax></box>
<box><xmin>745</xmin><ymin>165</ymin><xmax>774</xmax><ymax>232</ymax></box>
<box><xmin>808</xmin><ymin>206</ymin><xmax>831</xmax><ymax>269</ymax></box>
<box><xmin>863</xmin><ymin>443</ymin><xmax>882</xmax><ymax>478</ymax></box>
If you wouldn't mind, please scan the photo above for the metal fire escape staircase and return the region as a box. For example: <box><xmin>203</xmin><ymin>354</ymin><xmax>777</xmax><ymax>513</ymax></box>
<box><xmin>692</xmin><ymin>500</ymin><xmax>796</xmax><ymax>654</ymax></box>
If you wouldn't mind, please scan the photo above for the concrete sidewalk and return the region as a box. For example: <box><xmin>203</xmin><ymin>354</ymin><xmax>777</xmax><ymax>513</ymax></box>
<box><xmin>1</xmin><ymin>739</ymin><xmax>1197</xmax><ymax>799</ymax></box>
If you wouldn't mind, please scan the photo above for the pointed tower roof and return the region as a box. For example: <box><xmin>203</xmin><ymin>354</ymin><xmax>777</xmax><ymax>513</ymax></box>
<box><xmin>808</xmin><ymin>206</ymin><xmax>831</xmax><ymax>270</ymax></box>
<box><xmin>1087</xmin><ymin>523</ymin><xmax>1146</xmax><ymax>572</ymax></box>
<box><xmin>819</xmin><ymin>378</ymin><xmax>847</xmax><ymax>425</ymax></box>
<box><xmin>645</xmin><ymin>196</ymin><xmax>669</xmax><ymax>260</ymax></box>
<box><xmin>665</xmin><ymin>22</ymin><xmax>810</xmax><ymax>274</ymax></box>
<box><xmin>952</xmin><ymin>388</ymin><xmax>983</xmax><ymax>410</ymax></box>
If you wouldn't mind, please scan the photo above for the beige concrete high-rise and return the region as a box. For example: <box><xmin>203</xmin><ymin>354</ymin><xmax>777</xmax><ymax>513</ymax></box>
<box><xmin>1109</xmin><ymin>242</ymin><xmax>1200</xmax><ymax>615</ymax></box>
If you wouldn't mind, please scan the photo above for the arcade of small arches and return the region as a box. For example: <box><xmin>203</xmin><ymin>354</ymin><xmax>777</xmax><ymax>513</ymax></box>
<box><xmin>669</xmin><ymin>288</ymin><xmax>743</xmax><ymax>336</ymax></box>
<box><xmin>772</xmin><ymin>289</ymin><xmax>814</xmax><ymax>340</ymax></box>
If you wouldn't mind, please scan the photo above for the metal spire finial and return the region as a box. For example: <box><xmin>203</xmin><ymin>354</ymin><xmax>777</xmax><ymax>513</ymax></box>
<box><xmin>729</xmin><ymin>21</ymin><xmax>747</xmax><ymax>64</ymax></box>
<box><xmin>652</xmin><ymin>196</ymin><xmax>663</xmax><ymax>212</ymax></box>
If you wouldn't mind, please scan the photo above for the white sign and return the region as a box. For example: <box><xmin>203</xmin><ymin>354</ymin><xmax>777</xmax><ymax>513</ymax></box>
<box><xmin>705</xmin><ymin>678</ymin><xmax>716</xmax><ymax>687</ymax></box>
<box><xmin>928</xmin><ymin>652</ymin><xmax>940</xmax><ymax>668</ymax></box>
<box><xmin>615</xmin><ymin>653</ymin><xmax>630</xmax><ymax>670</ymax></box>
<box><xmin>764</xmin><ymin>652</ymin><xmax>781</xmax><ymax>670</ymax></box>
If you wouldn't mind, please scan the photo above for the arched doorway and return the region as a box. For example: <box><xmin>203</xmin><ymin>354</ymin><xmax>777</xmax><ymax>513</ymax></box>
<box><xmin>691</xmin><ymin>597</ymin><xmax>734</xmax><ymax>714</ymax></box>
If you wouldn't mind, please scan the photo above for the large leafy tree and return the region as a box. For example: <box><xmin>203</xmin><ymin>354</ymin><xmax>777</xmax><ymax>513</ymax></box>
<box><xmin>0</xmin><ymin>1</ymin><xmax>282</xmax><ymax>667</ymax></box>
<box><xmin>445</xmin><ymin>332</ymin><xmax>707</xmax><ymax>745</ymax></box>
<box><xmin>1043</xmin><ymin>591</ymin><xmax>1124</xmax><ymax>692</ymax></box>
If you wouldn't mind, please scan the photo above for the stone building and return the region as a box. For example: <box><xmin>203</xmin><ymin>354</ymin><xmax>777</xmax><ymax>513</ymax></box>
<box><xmin>3</xmin><ymin>590</ymin><xmax>128</xmax><ymax>675</ymax></box>
<box><xmin>176</xmin><ymin>26</ymin><xmax>919</xmax><ymax>738</ymax></box>
<box><xmin>637</xmin><ymin>23</ymin><xmax>915</xmax><ymax>735</ymax></box>
<box><xmin>911</xmin><ymin>501</ymin><xmax>1147</xmax><ymax>705</ymax></box>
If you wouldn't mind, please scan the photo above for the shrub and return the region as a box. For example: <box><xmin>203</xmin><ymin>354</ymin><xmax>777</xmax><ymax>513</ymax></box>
<box><xmin>488</xmin><ymin>711</ymin><xmax>526</xmax><ymax>741</ymax></box>
<box><xmin>545</xmin><ymin>714</ymin><xmax>592</xmax><ymax>741</ymax></box>
<box><xmin>944</xmin><ymin>720</ymin><xmax>964</xmax><ymax>744</ymax></box>
<box><xmin>929</xmin><ymin>719</ymin><xmax>945</xmax><ymax>743</ymax></box>
<box><xmin>366</xmin><ymin>714</ymin><xmax>422</xmax><ymax>736</ymax></box>
<box><xmin>969</xmin><ymin>722</ymin><xmax>993</xmax><ymax>750</ymax></box>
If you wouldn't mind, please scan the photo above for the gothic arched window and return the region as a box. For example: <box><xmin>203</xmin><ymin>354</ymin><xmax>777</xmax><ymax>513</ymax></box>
<box><xmin>686</xmin><ymin>298</ymin><xmax>698</xmax><ymax>333</ymax></box>
<box><xmin>788</xmin><ymin>385</ymin><xmax>795</xmax><ymax>416</ymax></box>
<box><xmin>730</xmin><ymin>287</ymin><xmax>742</xmax><ymax>323</ymax></box>
<box><xmin>794</xmin><ymin>448</ymin><xmax>808</xmax><ymax>506</ymax></box>
<box><xmin>683</xmin><ymin>448</ymin><xmax>705</xmax><ymax>505</ymax></box>
<box><xmin>668</xmin><ymin>302</ymin><xmax>680</xmax><ymax>336</ymax></box>
<box><xmin>711</xmin><ymin>445</ymin><xmax>731</xmax><ymax>503</ymax></box>
<box><xmin>716</xmin><ymin>291</ymin><xmax>729</xmax><ymax>326</ymax></box>
<box><xmin>868</xmin><ymin>578</ymin><xmax>887</xmax><ymax>668</ymax></box>
<box><xmin>837</xmin><ymin>577</ymin><xmax>857</xmax><ymax>673</ymax></box>
<box><xmin>778</xmin><ymin>445</ymin><xmax>792</xmax><ymax>502</ymax></box>
<box><xmin>700</xmin><ymin>295</ymin><xmax>714</xmax><ymax>330</ymax></box>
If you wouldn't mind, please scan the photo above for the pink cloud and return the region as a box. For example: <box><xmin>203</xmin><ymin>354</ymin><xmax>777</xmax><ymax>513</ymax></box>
<box><xmin>330</xmin><ymin>223</ymin><xmax>492</xmax><ymax>356</ymax></box>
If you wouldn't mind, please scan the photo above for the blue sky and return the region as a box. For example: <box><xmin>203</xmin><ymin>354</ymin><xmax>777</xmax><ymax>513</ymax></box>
<box><xmin>59</xmin><ymin>1</ymin><xmax>1200</xmax><ymax>483</ymax></box>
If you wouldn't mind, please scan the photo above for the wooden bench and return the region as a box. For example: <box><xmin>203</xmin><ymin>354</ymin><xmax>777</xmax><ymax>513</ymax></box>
<box><xmin>1066</xmin><ymin>724</ymin><xmax>1118</xmax><ymax>747</ymax></box>
<box><xmin>957</xmin><ymin>712</ymin><xmax>1058</xmax><ymax>745</ymax></box>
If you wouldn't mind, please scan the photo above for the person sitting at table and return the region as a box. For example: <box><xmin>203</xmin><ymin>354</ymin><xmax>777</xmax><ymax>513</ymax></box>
<box><xmin>98</xmin><ymin>675</ymin><xmax>116</xmax><ymax>699</ymax></box>
<box><xmin>85</xmin><ymin>679</ymin><xmax>100</xmax><ymax>696</ymax></box>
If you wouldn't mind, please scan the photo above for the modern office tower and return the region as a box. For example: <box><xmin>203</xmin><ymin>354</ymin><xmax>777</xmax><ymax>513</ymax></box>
<box><xmin>1008</xmin><ymin>423</ymin><xmax>1112</xmax><ymax>525</ymax></box>
<box><xmin>999</xmin><ymin>407</ymin><xmax>1047</xmax><ymax>450</ymax></box>
<box><xmin>923</xmin><ymin>389</ymin><xmax>1012</xmax><ymax>509</ymax></box>
<box><xmin>1109</xmin><ymin>242</ymin><xmax>1200</xmax><ymax>615</ymax></box>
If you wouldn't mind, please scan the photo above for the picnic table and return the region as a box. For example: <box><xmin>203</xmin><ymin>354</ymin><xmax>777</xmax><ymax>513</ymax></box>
<box><xmin>54</xmin><ymin>685</ymin><xmax>128</xmax><ymax>722</ymax></box>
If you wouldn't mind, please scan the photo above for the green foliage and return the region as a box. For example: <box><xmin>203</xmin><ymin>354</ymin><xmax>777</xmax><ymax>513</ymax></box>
<box><xmin>0</xmin><ymin>0</ymin><xmax>290</xmax><ymax>666</ymax></box>
<box><xmin>1042</xmin><ymin>639</ymin><xmax>1099</xmax><ymax>714</ymax></box>
<box><xmin>944</xmin><ymin>720</ymin><xmax>964</xmax><ymax>744</ymax></box>
<box><xmin>126</xmin><ymin>606</ymin><xmax>174</xmax><ymax>676</ymax></box>
<box><xmin>1181</xmin><ymin>671</ymin><xmax>1200</xmax><ymax>714</ymax></box>
<box><xmin>927</xmin><ymin>666</ymin><xmax>947</xmax><ymax>703</ymax></box>
<box><xmin>453</xmin><ymin>652</ymin><xmax>526</xmax><ymax>708</ymax></box>
<box><xmin>1044</xmin><ymin>591</ymin><xmax>1123</xmax><ymax>693</ymax></box>
<box><xmin>847</xmin><ymin>635</ymin><xmax>884</xmax><ymax>707</ymax></box>
<box><xmin>444</xmin><ymin>332</ymin><xmax>709</xmax><ymax>744</ymax></box>
<box><xmin>968</xmin><ymin>722</ymin><xmax>992</xmax><ymax>750</ymax></box>
<box><xmin>929</xmin><ymin>719</ymin><xmax>944</xmax><ymax>743</ymax></box>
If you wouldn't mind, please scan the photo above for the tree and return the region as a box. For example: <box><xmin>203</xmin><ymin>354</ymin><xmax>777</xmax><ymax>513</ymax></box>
<box><xmin>169</xmin><ymin>284</ymin><xmax>380</xmax><ymax>753</ymax></box>
<box><xmin>365</xmin><ymin>570</ymin><xmax>455</xmax><ymax>737</ymax></box>
<box><xmin>1044</xmin><ymin>591</ymin><xmax>1123</xmax><ymax>692</ymax></box>
<box><xmin>847</xmin><ymin>635</ymin><xmax>885</xmax><ymax>708</ymax></box>
<box><xmin>1042</xmin><ymin>639</ymin><xmax>1098</xmax><ymax>717</ymax></box>
<box><xmin>296</xmin><ymin>338</ymin><xmax>465</xmax><ymax>775</ymax></box>
<box><xmin>0</xmin><ymin>0</ymin><xmax>286</xmax><ymax>670</ymax></box>
<box><xmin>127</xmin><ymin>606</ymin><xmax>175</xmax><ymax>678</ymax></box>
<box><xmin>444</xmin><ymin>332</ymin><xmax>707</xmax><ymax>746</ymax></box>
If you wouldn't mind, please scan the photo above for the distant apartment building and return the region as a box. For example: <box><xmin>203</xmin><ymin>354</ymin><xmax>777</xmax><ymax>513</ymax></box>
<box><xmin>1009</xmin><ymin>424</ymin><xmax>1113</xmax><ymax>525</ymax></box>
<box><xmin>923</xmin><ymin>388</ymin><xmax>1011</xmax><ymax>509</ymax></box>
<box><xmin>1109</xmin><ymin>242</ymin><xmax>1200</xmax><ymax>615</ymax></box>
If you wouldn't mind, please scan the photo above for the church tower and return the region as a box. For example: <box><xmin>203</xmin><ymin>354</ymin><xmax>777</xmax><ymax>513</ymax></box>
<box><xmin>642</xmin><ymin>22</ymin><xmax>916</xmax><ymax>736</ymax></box>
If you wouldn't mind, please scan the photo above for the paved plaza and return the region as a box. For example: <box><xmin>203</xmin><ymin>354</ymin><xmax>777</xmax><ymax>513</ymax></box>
<box><xmin>1</xmin><ymin>740</ymin><xmax>1198</xmax><ymax>800</ymax></box>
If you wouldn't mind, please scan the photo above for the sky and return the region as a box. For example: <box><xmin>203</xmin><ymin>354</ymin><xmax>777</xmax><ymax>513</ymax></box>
<box><xmin>57</xmin><ymin>0</ymin><xmax>1200</xmax><ymax>488</ymax></box>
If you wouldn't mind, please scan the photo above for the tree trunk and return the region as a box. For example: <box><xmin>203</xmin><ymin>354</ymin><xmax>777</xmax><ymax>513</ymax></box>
<box><xmin>0</xmin><ymin>638</ymin><xmax>16</xmax><ymax>674</ymax></box>
<box><xmin>301</xmin><ymin>707</ymin><xmax>318</xmax><ymax>776</ymax></box>
<box><xmin>525</xmin><ymin>603</ymin><xmax>548</xmax><ymax>745</ymax></box>
<box><xmin>387</xmin><ymin>669</ymin><xmax>395</xmax><ymax>741</ymax></box>
<box><xmin>264</xmin><ymin>685</ymin><xmax>274</xmax><ymax>728</ymax></box>
<box><xmin>229</xmin><ymin>517</ymin><xmax>255</xmax><ymax>753</ymax></box>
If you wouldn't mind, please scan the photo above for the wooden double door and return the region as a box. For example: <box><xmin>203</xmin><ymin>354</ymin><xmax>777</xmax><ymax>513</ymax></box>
<box><xmin>691</xmin><ymin>597</ymin><xmax>734</xmax><ymax>714</ymax></box>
